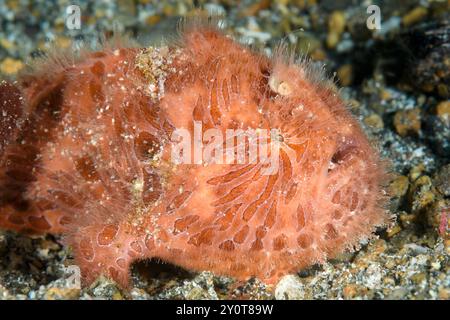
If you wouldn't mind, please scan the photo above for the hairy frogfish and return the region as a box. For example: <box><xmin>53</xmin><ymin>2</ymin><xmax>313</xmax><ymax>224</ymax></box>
<box><xmin>0</xmin><ymin>22</ymin><xmax>390</xmax><ymax>288</ymax></box>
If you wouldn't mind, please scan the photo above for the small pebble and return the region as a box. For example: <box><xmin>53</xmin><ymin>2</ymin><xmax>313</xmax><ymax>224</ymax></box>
<box><xmin>394</xmin><ymin>108</ymin><xmax>421</xmax><ymax>137</ymax></box>
<box><xmin>364</xmin><ymin>113</ymin><xmax>384</xmax><ymax>129</ymax></box>
<box><xmin>0</xmin><ymin>57</ymin><xmax>24</xmax><ymax>75</ymax></box>
<box><xmin>275</xmin><ymin>275</ymin><xmax>305</xmax><ymax>300</ymax></box>
<box><xmin>337</xmin><ymin>64</ymin><xmax>353</xmax><ymax>86</ymax></box>
<box><xmin>436</xmin><ymin>101</ymin><xmax>450</xmax><ymax>124</ymax></box>
<box><xmin>402</xmin><ymin>7</ymin><xmax>428</xmax><ymax>27</ymax></box>
<box><xmin>327</xmin><ymin>11</ymin><xmax>346</xmax><ymax>49</ymax></box>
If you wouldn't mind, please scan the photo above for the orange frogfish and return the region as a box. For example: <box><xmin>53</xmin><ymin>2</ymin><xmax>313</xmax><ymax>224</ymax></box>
<box><xmin>0</xmin><ymin>22</ymin><xmax>390</xmax><ymax>288</ymax></box>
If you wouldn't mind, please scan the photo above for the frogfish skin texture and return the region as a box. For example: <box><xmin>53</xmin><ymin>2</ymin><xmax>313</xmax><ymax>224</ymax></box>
<box><xmin>0</xmin><ymin>24</ymin><xmax>390</xmax><ymax>288</ymax></box>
